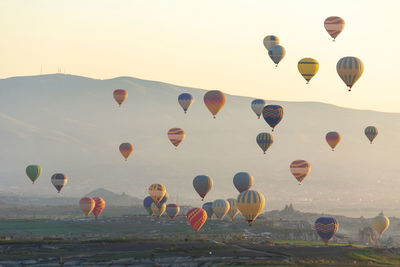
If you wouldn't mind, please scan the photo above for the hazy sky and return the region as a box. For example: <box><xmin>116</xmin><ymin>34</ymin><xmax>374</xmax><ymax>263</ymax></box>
<box><xmin>1</xmin><ymin>0</ymin><xmax>399</xmax><ymax>112</ymax></box>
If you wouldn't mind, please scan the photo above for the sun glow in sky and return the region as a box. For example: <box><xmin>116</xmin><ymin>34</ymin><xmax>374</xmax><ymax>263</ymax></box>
<box><xmin>1</xmin><ymin>0</ymin><xmax>400</xmax><ymax>112</ymax></box>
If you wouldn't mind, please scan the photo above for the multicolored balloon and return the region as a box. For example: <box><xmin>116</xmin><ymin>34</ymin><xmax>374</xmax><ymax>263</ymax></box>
<box><xmin>202</xmin><ymin>202</ymin><xmax>214</xmax><ymax>219</ymax></box>
<box><xmin>193</xmin><ymin>175</ymin><xmax>213</xmax><ymax>200</ymax></box>
<box><xmin>365</xmin><ymin>126</ymin><xmax>378</xmax><ymax>144</ymax></box>
<box><xmin>263</xmin><ymin>35</ymin><xmax>280</xmax><ymax>51</ymax></box>
<box><xmin>187</xmin><ymin>208</ymin><xmax>207</xmax><ymax>232</ymax></box>
<box><xmin>204</xmin><ymin>90</ymin><xmax>226</xmax><ymax>118</ymax></box>
<box><xmin>337</xmin><ymin>57</ymin><xmax>364</xmax><ymax>91</ymax></box>
<box><xmin>92</xmin><ymin>197</ymin><xmax>106</xmax><ymax>219</ymax></box>
<box><xmin>227</xmin><ymin>198</ymin><xmax>239</xmax><ymax>220</ymax></box>
<box><xmin>166</xmin><ymin>204</ymin><xmax>180</xmax><ymax>219</ymax></box>
<box><xmin>237</xmin><ymin>190</ymin><xmax>265</xmax><ymax>226</ymax></box>
<box><xmin>143</xmin><ymin>196</ymin><xmax>154</xmax><ymax>215</ymax></box>
<box><xmin>290</xmin><ymin>160</ymin><xmax>311</xmax><ymax>185</ymax></box>
<box><xmin>51</xmin><ymin>173</ymin><xmax>68</xmax><ymax>193</ymax></box>
<box><xmin>298</xmin><ymin>58</ymin><xmax>319</xmax><ymax>84</ymax></box>
<box><xmin>26</xmin><ymin>165</ymin><xmax>42</xmax><ymax>184</ymax></box>
<box><xmin>148</xmin><ymin>184</ymin><xmax>167</xmax><ymax>204</ymax></box>
<box><xmin>233</xmin><ymin>172</ymin><xmax>254</xmax><ymax>193</ymax></box>
<box><xmin>262</xmin><ymin>105</ymin><xmax>284</xmax><ymax>131</ymax></box>
<box><xmin>268</xmin><ymin>45</ymin><xmax>285</xmax><ymax>66</ymax></box>
<box><xmin>256</xmin><ymin>133</ymin><xmax>274</xmax><ymax>154</ymax></box>
<box><xmin>251</xmin><ymin>99</ymin><xmax>266</xmax><ymax>119</ymax></box>
<box><xmin>178</xmin><ymin>93</ymin><xmax>194</xmax><ymax>114</ymax></box>
<box><xmin>113</xmin><ymin>89</ymin><xmax>128</xmax><ymax>107</ymax></box>
<box><xmin>151</xmin><ymin>202</ymin><xmax>166</xmax><ymax>218</ymax></box>
<box><xmin>212</xmin><ymin>199</ymin><xmax>230</xmax><ymax>220</ymax></box>
<box><xmin>372</xmin><ymin>212</ymin><xmax>390</xmax><ymax>236</ymax></box>
<box><xmin>324</xmin><ymin>16</ymin><xmax>345</xmax><ymax>41</ymax></box>
<box><xmin>167</xmin><ymin>128</ymin><xmax>185</xmax><ymax>148</ymax></box>
<box><xmin>326</xmin><ymin>131</ymin><xmax>341</xmax><ymax>151</ymax></box>
<box><xmin>119</xmin><ymin>143</ymin><xmax>133</xmax><ymax>161</ymax></box>
<box><xmin>158</xmin><ymin>192</ymin><xmax>168</xmax><ymax>207</ymax></box>
<box><xmin>315</xmin><ymin>217</ymin><xmax>339</xmax><ymax>244</ymax></box>
<box><xmin>79</xmin><ymin>197</ymin><xmax>95</xmax><ymax>216</ymax></box>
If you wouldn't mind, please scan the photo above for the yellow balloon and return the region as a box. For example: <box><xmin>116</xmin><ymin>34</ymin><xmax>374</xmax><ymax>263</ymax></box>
<box><xmin>237</xmin><ymin>190</ymin><xmax>265</xmax><ymax>226</ymax></box>
<box><xmin>148</xmin><ymin>184</ymin><xmax>166</xmax><ymax>204</ymax></box>
<box><xmin>151</xmin><ymin>202</ymin><xmax>166</xmax><ymax>218</ymax></box>
<box><xmin>372</xmin><ymin>213</ymin><xmax>390</xmax><ymax>235</ymax></box>
<box><xmin>298</xmin><ymin>58</ymin><xmax>319</xmax><ymax>84</ymax></box>
<box><xmin>212</xmin><ymin>199</ymin><xmax>230</xmax><ymax>220</ymax></box>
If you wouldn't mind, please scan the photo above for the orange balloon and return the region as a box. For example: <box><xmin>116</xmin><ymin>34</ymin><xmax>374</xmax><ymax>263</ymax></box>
<box><xmin>326</xmin><ymin>132</ymin><xmax>341</xmax><ymax>151</ymax></box>
<box><xmin>290</xmin><ymin>160</ymin><xmax>311</xmax><ymax>185</ymax></box>
<box><xmin>113</xmin><ymin>89</ymin><xmax>128</xmax><ymax>106</ymax></box>
<box><xmin>187</xmin><ymin>208</ymin><xmax>207</xmax><ymax>232</ymax></box>
<box><xmin>204</xmin><ymin>90</ymin><xmax>226</xmax><ymax>118</ymax></box>
<box><xmin>167</xmin><ymin>128</ymin><xmax>185</xmax><ymax>148</ymax></box>
<box><xmin>119</xmin><ymin>143</ymin><xmax>133</xmax><ymax>160</ymax></box>
<box><xmin>92</xmin><ymin>197</ymin><xmax>106</xmax><ymax>219</ymax></box>
<box><xmin>79</xmin><ymin>197</ymin><xmax>95</xmax><ymax>216</ymax></box>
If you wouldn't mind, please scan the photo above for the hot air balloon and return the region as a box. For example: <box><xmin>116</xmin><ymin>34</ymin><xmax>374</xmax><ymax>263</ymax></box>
<box><xmin>324</xmin><ymin>16</ymin><xmax>345</xmax><ymax>41</ymax></box>
<box><xmin>233</xmin><ymin>172</ymin><xmax>254</xmax><ymax>193</ymax></box>
<box><xmin>187</xmin><ymin>208</ymin><xmax>207</xmax><ymax>232</ymax></box>
<box><xmin>26</xmin><ymin>165</ymin><xmax>42</xmax><ymax>184</ymax></box>
<box><xmin>158</xmin><ymin>192</ymin><xmax>168</xmax><ymax>207</ymax></box>
<box><xmin>166</xmin><ymin>204</ymin><xmax>180</xmax><ymax>219</ymax></box>
<box><xmin>326</xmin><ymin>131</ymin><xmax>341</xmax><ymax>151</ymax></box>
<box><xmin>315</xmin><ymin>217</ymin><xmax>339</xmax><ymax>244</ymax></box>
<box><xmin>268</xmin><ymin>45</ymin><xmax>285</xmax><ymax>67</ymax></box>
<box><xmin>119</xmin><ymin>143</ymin><xmax>133</xmax><ymax>161</ymax></box>
<box><xmin>372</xmin><ymin>212</ymin><xmax>390</xmax><ymax>236</ymax></box>
<box><xmin>256</xmin><ymin>133</ymin><xmax>274</xmax><ymax>154</ymax></box>
<box><xmin>51</xmin><ymin>173</ymin><xmax>68</xmax><ymax>193</ymax></box>
<box><xmin>337</xmin><ymin>57</ymin><xmax>364</xmax><ymax>91</ymax></box>
<box><xmin>178</xmin><ymin>93</ymin><xmax>194</xmax><ymax>114</ymax></box>
<box><xmin>204</xmin><ymin>90</ymin><xmax>226</xmax><ymax>118</ymax></box>
<box><xmin>202</xmin><ymin>202</ymin><xmax>214</xmax><ymax>219</ymax></box>
<box><xmin>365</xmin><ymin>126</ymin><xmax>378</xmax><ymax>144</ymax></box>
<box><xmin>113</xmin><ymin>89</ymin><xmax>128</xmax><ymax>107</ymax></box>
<box><xmin>237</xmin><ymin>190</ymin><xmax>265</xmax><ymax>226</ymax></box>
<box><xmin>79</xmin><ymin>197</ymin><xmax>95</xmax><ymax>216</ymax></box>
<box><xmin>262</xmin><ymin>105</ymin><xmax>284</xmax><ymax>131</ymax></box>
<box><xmin>143</xmin><ymin>196</ymin><xmax>154</xmax><ymax>215</ymax></box>
<box><xmin>263</xmin><ymin>35</ymin><xmax>280</xmax><ymax>51</ymax></box>
<box><xmin>193</xmin><ymin>175</ymin><xmax>213</xmax><ymax>200</ymax></box>
<box><xmin>290</xmin><ymin>160</ymin><xmax>311</xmax><ymax>185</ymax></box>
<box><xmin>298</xmin><ymin>58</ymin><xmax>319</xmax><ymax>84</ymax></box>
<box><xmin>212</xmin><ymin>199</ymin><xmax>230</xmax><ymax>220</ymax></box>
<box><xmin>92</xmin><ymin>197</ymin><xmax>106</xmax><ymax>219</ymax></box>
<box><xmin>227</xmin><ymin>198</ymin><xmax>239</xmax><ymax>220</ymax></box>
<box><xmin>167</xmin><ymin>128</ymin><xmax>185</xmax><ymax>148</ymax></box>
<box><xmin>149</xmin><ymin>184</ymin><xmax>167</xmax><ymax>204</ymax></box>
<box><xmin>251</xmin><ymin>99</ymin><xmax>266</xmax><ymax>119</ymax></box>
<box><xmin>151</xmin><ymin>202</ymin><xmax>166</xmax><ymax>218</ymax></box>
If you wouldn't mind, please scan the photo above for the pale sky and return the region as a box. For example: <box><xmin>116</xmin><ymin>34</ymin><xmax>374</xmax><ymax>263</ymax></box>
<box><xmin>1</xmin><ymin>0</ymin><xmax>399</xmax><ymax>112</ymax></box>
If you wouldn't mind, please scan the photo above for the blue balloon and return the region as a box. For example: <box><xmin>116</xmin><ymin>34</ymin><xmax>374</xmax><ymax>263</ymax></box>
<box><xmin>143</xmin><ymin>196</ymin><xmax>154</xmax><ymax>215</ymax></box>
<box><xmin>202</xmin><ymin>202</ymin><xmax>214</xmax><ymax>220</ymax></box>
<box><xmin>178</xmin><ymin>93</ymin><xmax>194</xmax><ymax>113</ymax></box>
<box><xmin>315</xmin><ymin>217</ymin><xmax>339</xmax><ymax>244</ymax></box>
<box><xmin>262</xmin><ymin>105</ymin><xmax>284</xmax><ymax>131</ymax></box>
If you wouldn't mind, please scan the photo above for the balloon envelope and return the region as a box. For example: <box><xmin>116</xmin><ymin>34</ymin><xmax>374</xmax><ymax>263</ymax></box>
<box><xmin>148</xmin><ymin>184</ymin><xmax>167</xmax><ymax>204</ymax></box>
<box><xmin>204</xmin><ymin>90</ymin><xmax>226</xmax><ymax>118</ymax></box>
<box><xmin>202</xmin><ymin>202</ymin><xmax>214</xmax><ymax>219</ymax></box>
<box><xmin>193</xmin><ymin>175</ymin><xmax>213</xmax><ymax>200</ymax></box>
<box><xmin>365</xmin><ymin>126</ymin><xmax>378</xmax><ymax>144</ymax></box>
<box><xmin>233</xmin><ymin>172</ymin><xmax>254</xmax><ymax>193</ymax></box>
<box><xmin>51</xmin><ymin>173</ymin><xmax>68</xmax><ymax>193</ymax></box>
<box><xmin>227</xmin><ymin>198</ymin><xmax>239</xmax><ymax>220</ymax></box>
<box><xmin>187</xmin><ymin>208</ymin><xmax>207</xmax><ymax>232</ymax></box>
<box><xmin>79</xmin><ymin>197</ymin><xmax>95</xmax><ymax>216</ymax></box>
<box><xmin>178</xmin><ymin>93</ymin><xmax>194</xmax><ymax>113</ymax></box>
<box><xmin>290</xmin><ymin>160</ymin><xmax>311</xmax><ymax>184</ymax></box>
<box><xmin>92</xmin><ymin>197</ymin><xmax>106</xmax><ymax>218</ymax></box>
<box><xmin>151</xmin><ymin>202</ymin><xmax>166</xmax><ymax>218</ymax></box>
<box><xmin>263</xmin><ymin>35</ymin><xmax>280</xmax><ymax>50</ymax></box>
<box><xmin>315</xmin><ymin>217</ymin><xmax>339</xmax><ymax>244</ymax></box>
<box><xmin>268</xmin><ymin>45</ymin><xmax>285</xmax><ymax>66</ymax></box>
<box><xmin>251</xmin><ymin>99</ymin><xmax>266</xmax><ymax>119</ymax></box>
<box><xmin>256</xmin><ymin>133</ymin><xmax>274</xmax><ymax>154</ymax></box>
<box><xmin>298</xmin><ymin>58</ymin><xmax>319</xmax><ymax>83</ymax></box>
<box><xmin>168</xmin><ymin>128</ymin><xmax>185</xmax><ymax>148</ymax></box>
<box><xmin>119</xmin><ymin>143</ymin><xmax>133</xmax><ymax>160</ymax></box>
<box><xmin>158</xmin><ymin>192</ymin><xmax>168</xmax><ymax>207</ymax></box>
<box><xmin>212</xmin><ymin>199</ymin><xmax>230</xmax><ymax>220</ymax></box>
<box><xmin>113</xmin><ymin>89</ymin><xmax>128</xmax><ymax>106</ymax></box>
<box><xmin>372</xmin><ymin>213</ymin><xmax>390</xmax><ymax>235</ymax></box>
<box><xmin>237</xmin><ymin>190</ymin><xmax>265</xmax><ymax>225</ymax></box>
<box><xmin>326</xmin><ymin>132</ymin><xmax>341</xmax><ymax>151</ymax></box>
<box><xmin>262</xmin><ymin>105</ymin><xmax>284</xmax><ymax>131</ymax></box>
<box><xmin>166</xmin><ymin>204</ymin><xmax>180</xmax><ymax>219</ymax></box>
<box><xmin>26</xmin><ymin>165</ymin><xmax>42</xmax><ymax>184</ymax></box>
<box><xmin>324</xmin><ymin>16</ymin><xmax>345</xmax><ymax>41</ymax></box>
<box><xmin>143</xmin><ymin>196</ymin><xmax>154</xmax><ymax>215</ymax></box>
<box><xmin>337</xmin><ymin>57</ymin><xmax>364</xmax><ymax>91</ymax></box>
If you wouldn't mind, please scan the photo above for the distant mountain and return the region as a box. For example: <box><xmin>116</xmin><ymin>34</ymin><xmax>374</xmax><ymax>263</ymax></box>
<box><xmin>86</xmin><ymin>188</ymin><xmax>142</xmax><ymax>206</ymax></box>
<box><xmin>0</xmin><ymin>74</ymin><xmax>399</xmax><ymax>217</ymax></box>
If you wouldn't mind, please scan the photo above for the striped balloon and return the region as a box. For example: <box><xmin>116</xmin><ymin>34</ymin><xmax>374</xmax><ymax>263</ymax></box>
<box><xmin>256</xmin><ymin>133</ymin><xmax>274</xmax><ymax>154</ymax></box>
<box><xmin>237</xmin><ymin>190</ymin><xmax>265</xmax><ymax>226</ymax></box>
<box><xmin>187</xmin><ymin>208</ymin><xmax>207</xmax><ymax>232</ymax></box>
<box><xmin>365</xmin><ymin>126</ymin><xmax>378</xmax><ymax>144</ymax></box>
<box><xmin>51</xmin><ymin>173</ymin><xmax>68</xmax><ymax>193</ymax></box>
<box><xmin>79</xmin><ymin>197</ymin><xmax>95</xmax><ymax>216</ymax></box>
<box><xmin>26</xmin><ymin>165</ymin><xmax>42</xmax><ymax>184</ymax></box>
<box><xmin>193</xmin><ymin>175</ymin><xmax>213</xmax><ymax>200</ymax></box>
<box><xmin>143</xmin><ymin>196</ymin><xmax>154</xmax><ymax>215</ymax></box>
<box><xmin>227</xmin><ymin>198</ymin><xmax>239</xmax><ymax>220</ymax></box>
<box><xmin>166</xmin><ymin>204</ymin><xmax>180</xmax><ymax>219</ymax></box>
<box><xmin>167</xmin><ymin>128</ymin><xmax>185</xmax><ymax>148</ymax></box>
<box><xmin>263</xmin><ymin>35</ymin><xmax>280</xmax><ymax>51</ymax></box>
<box><xmin>157</xmin><ymin>192</ymin><xmax>168</xmax><ymax>208</ymax></box>
<box><xmin>113</xmin><ymin>89</ymin><xmax>128</xmax><ymax>107</ymax></box>
<box><xmin>262</xmin><ymin>105</ymin><xmax>284</xmax><ymax>131</ymax></box>
<box><xmin>325</xmin><ymin>131</ymin><xmax>341</xmax><ymax>151</ymax></box>
<box><xmin>251</xmin><ymin>99</ymin><xmax>266</xmax><ymax>119</ymax></box>
<box><xmin>204</xmin><ymin>90</ymin><xmax>226</xmax><ymax>118</ymax></box>
<box><xmin>298</xmin><ymin>58</ymin><xmax>319</xmax><ymax>84</ymax></box>
<box><xmin>324</xmin><ymin>16</ymin><xmax>345</xmax><ymax>41</ymax></box>
<box><xmin>148</xmin><ymin>184</ymin><xmax>167</xmax><ymax>204</ymax></box>
<box><xmin>202</xmin><ymin>202</ymin><xmax>214</xmax><ymax>219</ymax></box>
<box><xmin>290</xmin><ymin>160</ymin><xmax>311</xmax><ymax>185</ymax></box>
<box><xmin>178</xmin><ymin>93</ymin><xmax>194</xmax><ymax>114</ymax></box>
<box><xmin>92</xmin><ymin>197</ymin><xmax>106</xmax><ymax>219</ymax></box>
<box><xmin>337</xmin><ymin>57</ymin><xmax>364</xmax><ymax>91</ymax></box>
<box><xmin>212</xmin><ymin>199</ymin><xmax>230</xmax><ymax>220</ymax></box>
<box><xmin>233</xmin><ymin>172</ymin><xmax>254</xmax><ymax>193</ymax></box>
<box><xmin>119</xmin><ymin>142</ymin><xmax>133</xmax><ymax>161</ymax></box>
<box><xmin>151</xmin><ymin>202</ymin><xmax>166</xmax><ymax>218</ymax></box>
<box><xmin>315</xmin><ymin>217</ymin><xmax>339</xmax><ymax>244</ymax></box>
<box><xmin>268</xmin><ymin>45</ymin><xmax>285</xmax><ymax>66</ymax></box>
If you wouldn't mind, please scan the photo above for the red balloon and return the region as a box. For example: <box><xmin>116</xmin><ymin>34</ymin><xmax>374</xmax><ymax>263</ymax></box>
<box><xmin>113</xmin><ymin>89</ymin><xmax>128</xmax><ymax>106</ymax></box>
<box><xmin>186</xmin><ymin>208</ymin><xmax>207</xmax><ymax>232</ymax></box>
<box><xmin>92</xmin><ymin>197</ymin><xmax>106</xmax><ymax>219</ymax></box>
